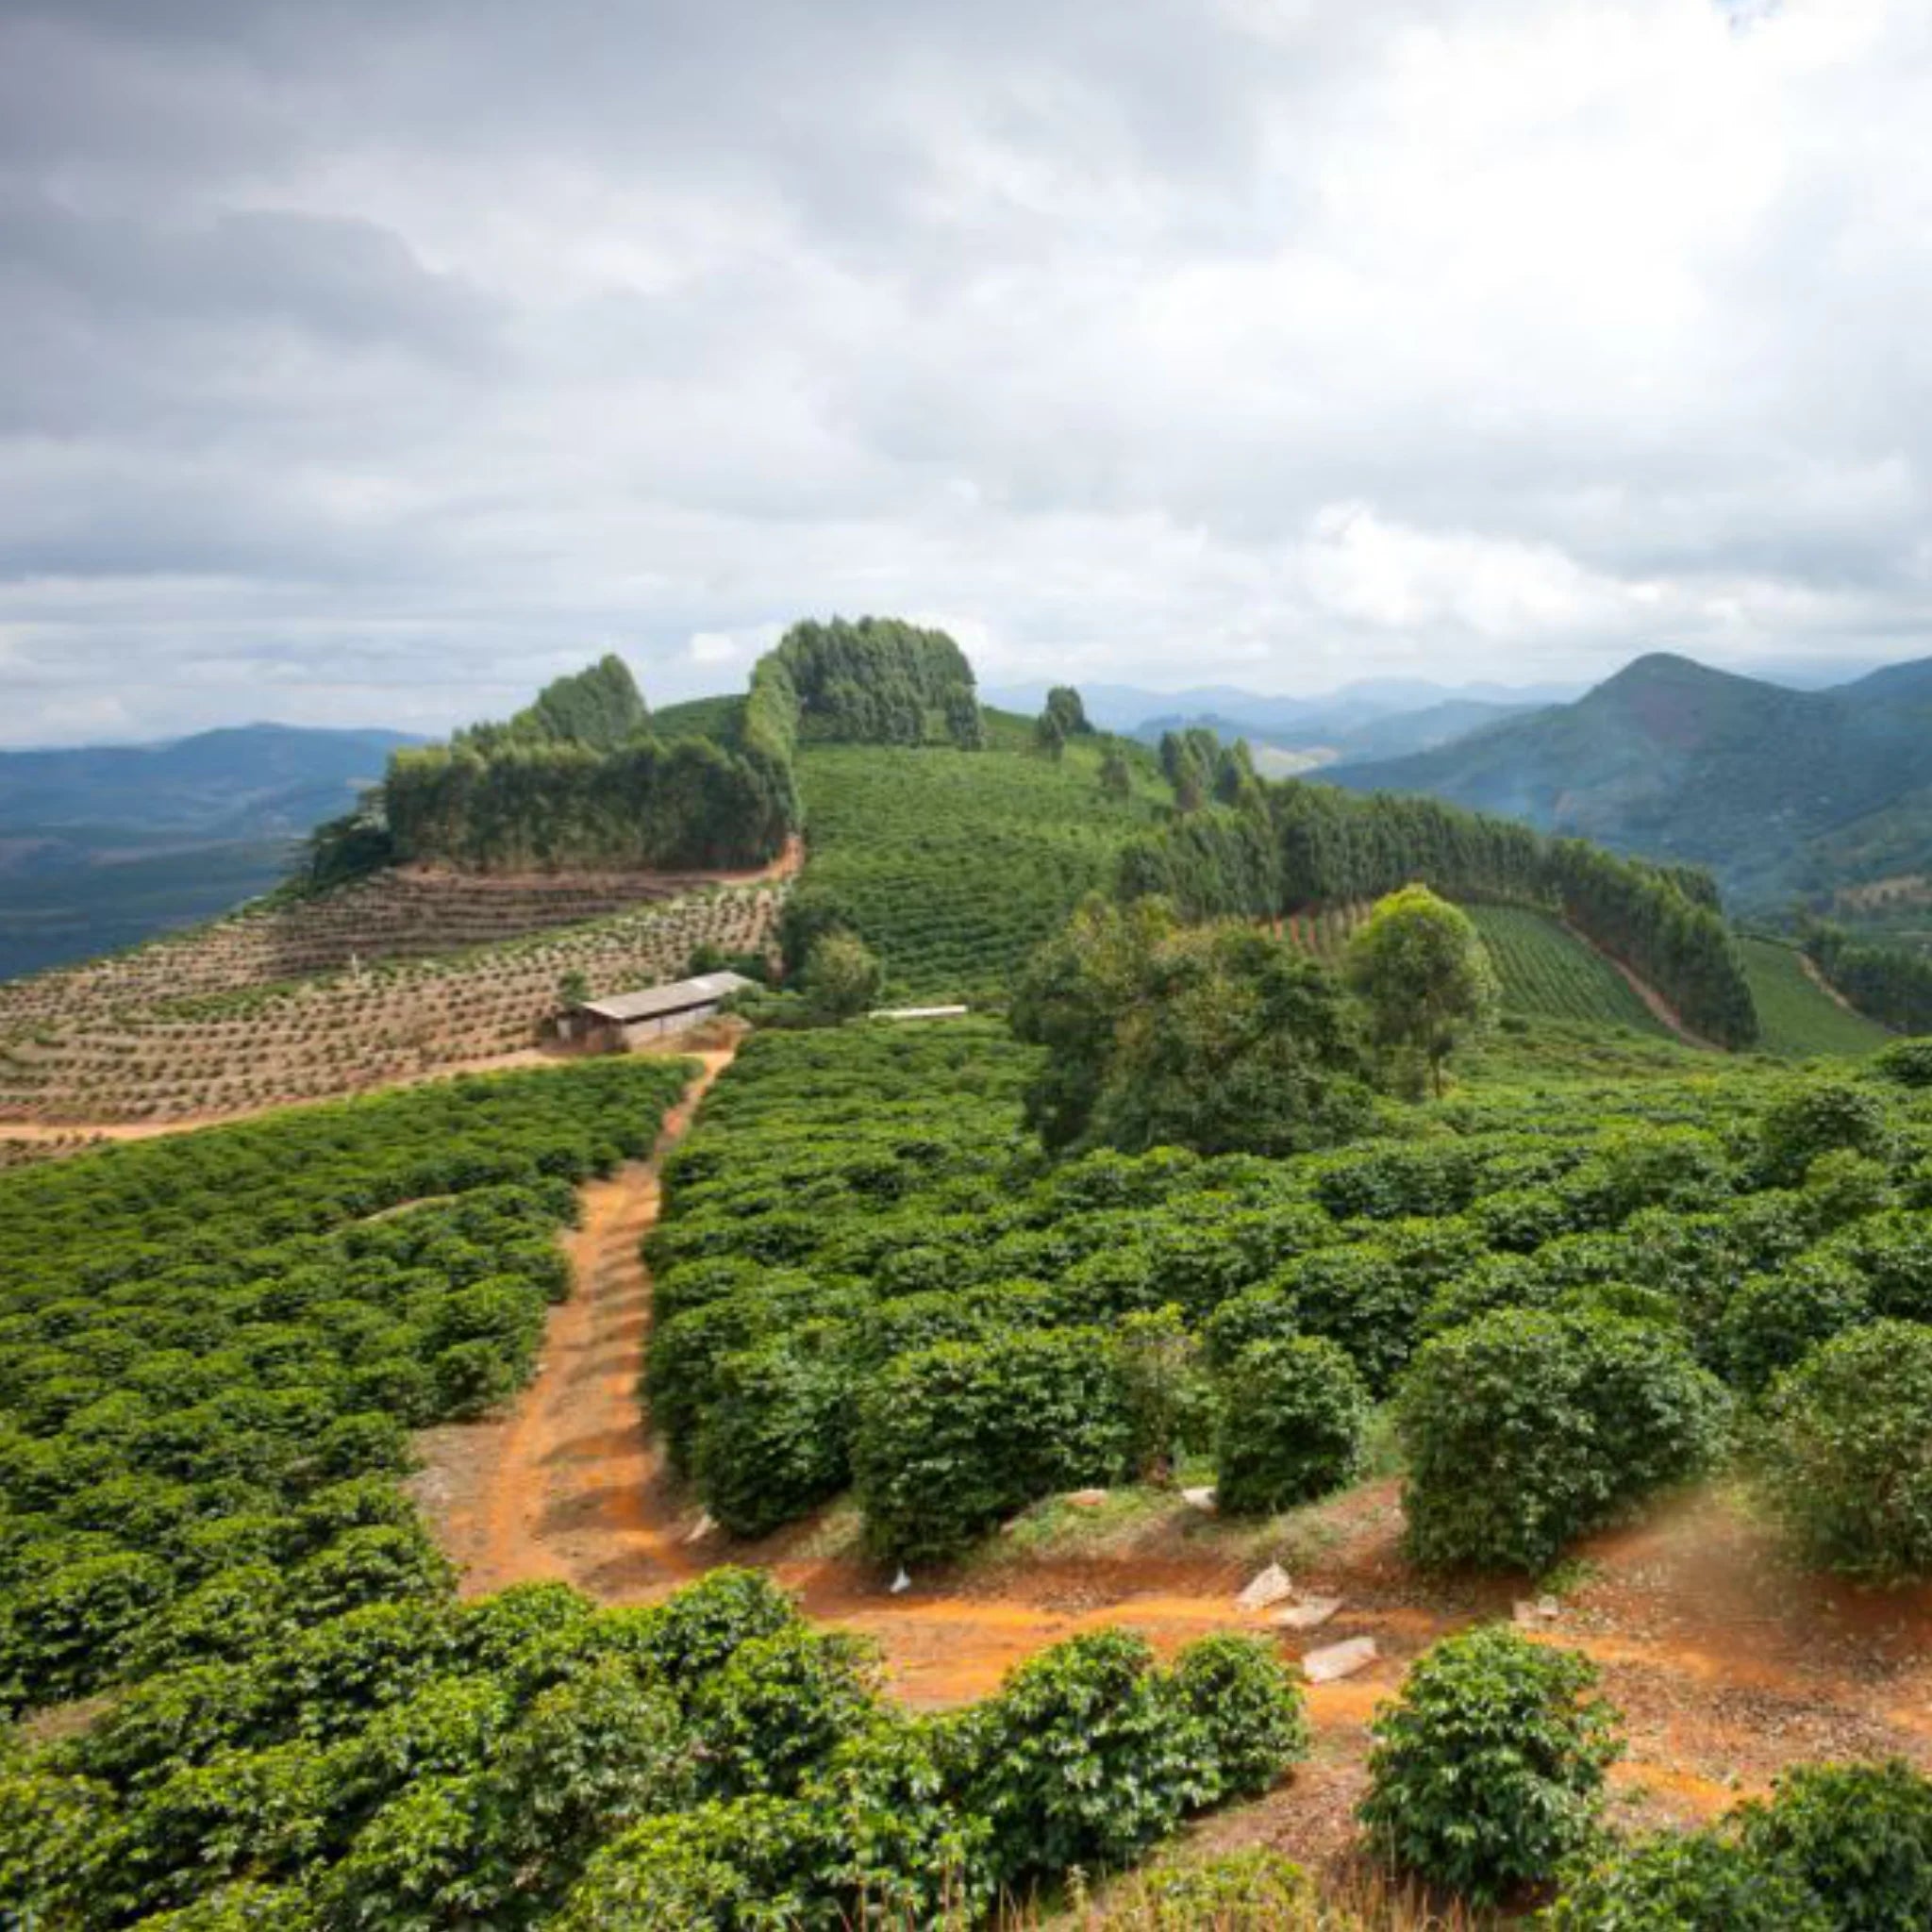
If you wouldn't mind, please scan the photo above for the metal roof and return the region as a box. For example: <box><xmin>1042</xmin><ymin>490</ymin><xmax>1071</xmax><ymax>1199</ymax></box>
<box><xmin>575</xmin><ymin>972</ymin><xmax>755</xmax><ymax>1024</ymax></box>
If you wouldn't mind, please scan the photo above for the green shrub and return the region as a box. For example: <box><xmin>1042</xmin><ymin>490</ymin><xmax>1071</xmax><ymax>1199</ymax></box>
<box><xmin>1200</xmin><ymin>1283</ymin><xmax>1301</xmax><ymax>1372</ymax></box>
<box><xmin>853</xmin><ymin>1327</ymin><xmax>1131</xmax><ymax>1560</ymax></box>
<box><xmin>1758</xmin><ymin>1079</ymin><xmax>1892</xmax><ymax>1186</ymax></box>
<box><xmin>1398</xmin><ymin>1309</ymin><xmax>1729</xmax><ymax>1573</ymax></box>
<box><xmin>553</xmin><ymin>1795</ymin><xmax>819</xmax><ymax>1929</ymax></box>
<box><xmin>1738</xmin><ymin>1759</ymin><xmax>1932</xmax><ymax>1930</ymax></box>
<box><xmin>1164</xmin><ymin>1635</ymin><xmax>1309</xmax><ymax>1804</ymax></box>
<box><xmin>1548</xmin><ymin>1829</ymin><xmax>1831</xmax><ymax>1930</ymax></box>
<box><xmin>1753</xmin><ymin>1322</ymin><xmax>1932</xmax><ymax>1577</ymax></box>
<box><xmin>1213</xmin><ymin>1337</ymin><xmax>1371</xmax><ymax>1517</ymax></box>
<box><xmin>689</xmin><ymin>1624</ymin><xmax>880</xmax><ymax>1798</ymax></box>
<box><xmin>951</xmin><ymin>1630</ymin><xmax>1197</xmax><ymax>1888</ymax></box>
<box><xmin>491</xmin><ymin>1662</ymin><xmax>696</xmax><ymax>1907</ymax></box>
<box><xmin>695</xmin><ymin>1326</ymin><xmax>856</xmax><ymax>1537</ymax></box>
<box><xmin>802</xmin><ymin>1715</ymin><xmax>993</xmax><ymax>1924</ymax></box>
<box><xmin>1273</xmin><ymin>1244</ymin><xmax>1429</xmax><ymax>1393</ymax></box>
<box><xmin>0</xmin><ymin>1767</ymin><xmax>124</xmax><ymax>1926</ymax></box>
<box><xmin>1358</xmin><ymin>1624</ymin><xmax>1621</xmax><ymax>1903</ymax></box>
<box><xmin>316</xmin><ymin>1771</ymin><xmax>516</xmax><ymax>1931</ymax></box>
<box><xmin>1720</xmin><ymin>1255</ymin><xmax>1872</xmax><ymax>1393</ymax></box>
<box><xmin>1874</xmin><ymin>1038</ymin><xmax>1932</xmax><ymax>1089</ymax></box>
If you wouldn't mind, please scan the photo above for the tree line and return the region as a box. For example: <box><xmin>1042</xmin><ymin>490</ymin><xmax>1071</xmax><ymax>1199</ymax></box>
<box><xmin>1116</xmin><ymin>767</ymin><xmax>1758</xmax><ymax>1047</ymax></box>
<box><xmin>1804</xmin><ymin>922</ymin><xmax>1932</xmax><ymax>1035</ymax></box>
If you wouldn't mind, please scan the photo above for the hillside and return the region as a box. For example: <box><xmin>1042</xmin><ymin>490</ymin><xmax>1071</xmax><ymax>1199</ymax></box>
<box><xmin>1331</xmin><ymin>651</ymin><xmax>1932</xmax><ymax>911</ymax></box>
<box><xmin>0</xmin><ymin>873</ymin><xmax>783</xmax><ymax>1124</ymax></box>
<box><xmin>0</xmin><ymin>724</ymin><xmax>416</xmax><ymax>979</ymax></box>
<box><xmin>1737</xmin><ymin>934</ymin><xmax>1894</xmax><ymax>1058</ymax></box>
<box><xmin>788</xmin><ymin>719</ymin><xmax>1167</xmax><ymax>1000</ymax></box>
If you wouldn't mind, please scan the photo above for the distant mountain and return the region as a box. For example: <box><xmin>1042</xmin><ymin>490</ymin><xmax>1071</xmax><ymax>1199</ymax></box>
<box><xmin>982</xmin><ymin>676</ymin><xmax>1577</xmax><ymax>739</ymax></box>
<box><xmin>0</xmin><ymin>723</ymin><xmax>414</xmax><ymax>835</ymax></box>
<box><xmin>1134</xmin><ymin>695</ymin><xmax>1538</xmax><ymax>770</ymax></box>
<box><xmin>1329</xmin><ymin>652</ymin><xmax>1932</xmax><ymax>909</ymax></box>
<box><xmin>0</xmin><ymin>723</ymin><xmax>418</xmax><ymax>981</ymax></box>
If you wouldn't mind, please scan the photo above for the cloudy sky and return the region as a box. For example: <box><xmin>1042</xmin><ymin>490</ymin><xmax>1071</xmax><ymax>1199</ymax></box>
<box><xmin>3</xmin><ymin>0</ymin><xmax>1930</xmax><ymax>743</ymax></box>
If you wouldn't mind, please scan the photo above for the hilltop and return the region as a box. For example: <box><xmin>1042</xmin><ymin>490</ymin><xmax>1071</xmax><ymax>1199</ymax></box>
<box><xmin>1332</xmin><ymin>650</ymin><xmax>1932</xmax><ymax>912</ymax></box>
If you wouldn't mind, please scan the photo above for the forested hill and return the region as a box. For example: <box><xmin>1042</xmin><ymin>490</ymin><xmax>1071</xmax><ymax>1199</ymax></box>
<box><xmin>313</xmin><ymin>620</ymin><xmax>980</xmax><ymax>885</ymax></box>
<box><xmin>1330</xmin><ymin>651</ymin><xmax>1932</xmax><ymax>911</ymax></box>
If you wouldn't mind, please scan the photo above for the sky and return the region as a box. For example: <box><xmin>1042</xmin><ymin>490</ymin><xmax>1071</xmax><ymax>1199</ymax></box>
<box><xmin>2</xmin><ymin>0</ymin><xmax>1930</xmax><ymax>744</ymax></box>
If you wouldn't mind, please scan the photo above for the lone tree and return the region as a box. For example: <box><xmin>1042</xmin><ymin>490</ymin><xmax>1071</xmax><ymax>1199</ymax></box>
<box><xmin>1098</xmin><ymin>744</ymin><xmax>1134</xmax><ymax>800</ymax></box>
<box><xmin>806</xmin><ymin>930</ymin><xmax>883</xmax><ymax>1020</ymax></box>
<box><xmin>1345</xmin><ymin>884</ymin><xmax>1499</xmax><ymax>1097</ymax></box>
<box><xmin>1044</xmin><ymin>686</ymin><xmax>1092</xmax><ymax>738</ymax></box>
<box><xmin>1033</xmin><ymin>708</ymin><xmax>1068</xmax><ymax>761</ymax></box>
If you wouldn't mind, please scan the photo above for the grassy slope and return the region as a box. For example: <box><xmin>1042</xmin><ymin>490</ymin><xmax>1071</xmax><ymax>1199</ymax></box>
<box><xmin>1738</xmin><ymin>933</ymin><xmax>1893</xmax><ymax>1058</ymax></box>
<box><xmin>1465</xmin><ymin>903</ymin><xmax>1669</xmax><ymax>1037</ymax></box>
<box><xmin>796</xmin><ymin>720</ymin><xmax>1167</xmax><ymax>1000</ymax></box>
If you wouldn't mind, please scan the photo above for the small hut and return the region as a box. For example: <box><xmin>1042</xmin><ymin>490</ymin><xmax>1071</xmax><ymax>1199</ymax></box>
<box><xmin>564</xmin><ymin>972</ymin><xmax>754</xmax><ymax>1052</ymax></box>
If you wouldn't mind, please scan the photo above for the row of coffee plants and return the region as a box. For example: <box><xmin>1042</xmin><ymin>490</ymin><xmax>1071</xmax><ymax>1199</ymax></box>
<box><xmin>0</xmin><ymin>1058</ymin><xmax>693</xmax><ymax>1716</ymax></box>
<box><xmin>780</xmin><ymin>734</ymin><xmax>1166</xmax><ymax>1002</ymax></box>
<box><xmin>1352</xmin><ymin>1618</ymin><xmax>1932</xmax><ymax>1925</ymax></box>
<box><xmin>0</xmin><ymin>1561</ymin><xmax>1308</xmax><ymax>1925</ymax></box>
<box><xmin>649</xmin><ymin>1022</ymin><xmax>1932</xmax><ymax>1577</ymax></box>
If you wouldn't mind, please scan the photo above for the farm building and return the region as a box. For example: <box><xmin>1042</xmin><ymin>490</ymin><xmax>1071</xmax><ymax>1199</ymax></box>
<box><xmin>564</xmin><ymin>972</ymin><xmax>754</xmax><ymax>1051</ymax></box>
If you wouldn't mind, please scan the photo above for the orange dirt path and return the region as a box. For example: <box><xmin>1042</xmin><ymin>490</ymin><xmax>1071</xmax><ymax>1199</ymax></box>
<box><xmin>413</xmin><ymin>1050</ymin><xmax>1932</xmax><ymax>1872</ymax></box>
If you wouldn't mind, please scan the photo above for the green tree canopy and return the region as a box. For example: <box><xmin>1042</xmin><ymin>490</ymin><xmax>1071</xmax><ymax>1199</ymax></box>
<box><xmin>1344</xmin><ymin>884</ymin><xmax>1500</xmax><ymax>1096</ymax></box>
<box><xmin>1012</xmin><ymin>895</ymin><xmax>1374</xmax><ymax>1158</ymax></box>
<box><xmin>806</xmin><ymin>931</ymin><xmax>885</xmax><ymax>1021</ymax></box>
<box><xmin>1044</xmin><ymin>687</ymin><xmax>1091</xmax><ymax>737</ymax></box>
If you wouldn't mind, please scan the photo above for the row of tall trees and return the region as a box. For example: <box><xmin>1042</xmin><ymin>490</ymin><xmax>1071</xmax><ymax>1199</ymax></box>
<box><xmin>1804</xmin><ymin>923</ymin><xmax>1932</xmax><ymax>1034</ymax></box>
<box><xmin>762</xmin><ymin>616</ymin><xmax>983</xmax><ymax>749</ymax></box>
<box><xmin>1115</xmin><ymin>782</ymin><xmax>1757</xmax><ymax>1047</ymax></box>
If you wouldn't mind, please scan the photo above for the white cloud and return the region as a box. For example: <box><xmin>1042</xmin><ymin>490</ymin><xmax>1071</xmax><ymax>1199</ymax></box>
<box><xmin>1</xmin><ymin>0</ymin><xmax>1931</xmax><ymax>742</ymax></box>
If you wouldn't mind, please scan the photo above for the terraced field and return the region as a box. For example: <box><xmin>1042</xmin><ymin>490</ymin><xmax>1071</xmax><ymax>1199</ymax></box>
<box><xmin>0</xmin><ymin>882</ymin><xmax>783</xmax><ymax>1123</ymax></box>
<box><xmin>0</xmin><ymin>863</ymin><xmax>763</xmax><ymax>1032</ymax></box>
<box><xmin>1739</xmin><ymin>933</ymin><xmax>1893</xmax><ymax>1058</ymax></box>
<box><xmin>794</xmin><ymin>727</ymin><xmax>1166</xmax><ymax>999</ymax></box>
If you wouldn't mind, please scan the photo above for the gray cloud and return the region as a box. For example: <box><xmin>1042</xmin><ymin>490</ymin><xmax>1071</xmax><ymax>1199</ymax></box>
<box><xmin>1</xmin><ymin>0</ymin><xmax>1930</xmax><ymax>744</ymax></box>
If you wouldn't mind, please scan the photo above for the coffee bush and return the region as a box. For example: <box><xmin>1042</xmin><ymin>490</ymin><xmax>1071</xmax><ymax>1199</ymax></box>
<box><xmin>1753</xmin><ymin>1322</ymin><xmax>1932</xmax><ymax>1578</ymax></box>
<box><xmin>1359</xmin><ymin>1624</ymin><xmax>1620</xmax><ymax>1903</ymax></box>
<box><xmin>1399</xmin><ymin>1309</ymin><xmax>1729</xmax><ymax>1573</ymax></box>
<box><xmin>1213</xmin><ymin>1336</ymin><xmax>1370</xmax><ymax>1516</ymax></box>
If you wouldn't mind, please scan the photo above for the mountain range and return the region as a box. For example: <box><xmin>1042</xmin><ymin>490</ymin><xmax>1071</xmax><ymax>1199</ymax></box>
<box><xmin>0</xmin><ymin>724</ymin><xmax>415</xmax><ymax>980</ymax></box>
<box><xmin>1328</xmin><ymin>653</ymin><xmax>1932</xmax><ymax>911</ymax></box>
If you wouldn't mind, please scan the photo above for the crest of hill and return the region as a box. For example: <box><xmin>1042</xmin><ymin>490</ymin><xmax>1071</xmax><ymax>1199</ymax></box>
<box><xmin>1330</xmin><ymin>650</ymin><xmax>1932</xmax><ymax>909</ymax></box>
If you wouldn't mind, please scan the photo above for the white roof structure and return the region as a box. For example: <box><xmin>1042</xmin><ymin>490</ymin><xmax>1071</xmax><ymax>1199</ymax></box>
<box><xmin>575</xmin><ymin>972</ymin><xmax>755</xmax><ymax>1023</ymax></box>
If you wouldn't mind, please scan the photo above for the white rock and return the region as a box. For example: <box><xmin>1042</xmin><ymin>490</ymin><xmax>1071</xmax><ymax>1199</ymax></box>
<box><xmin>1235</xmin><ymin>1562</ymin><xmax>1294</xmax><ymax>1612</ymax></box>
<box><xmin>683</xmin><ymin>1511</ymin><xmax>717</xmax><ymax>1545</ymax></box>
<box><xmin>1303</xmin><ymin>1637</ymin><xmax>1378</xmax><ymax>1684</ymax></box>
<box><xmin>890</xmin><ymin>1567</ymin><xmax>912</xmax><ymax>1595</ymax></box>
<box><xmin>1066</xmin><ymin>1488</ymin><xmax>1109</xmax><ymax>1507</ymax></box>
<box><xmin>1273</xmin><ymin>1596</ymin><xmax>1342</xmax><ymax>1632</ymax></box>
<box><xmin>1180</xmin><ymin>1486</ymin><xmax>1218</xmax><ymax>1512</ymax></box>
<box><xmin>1513</xmin><ymin>1596</ymin><xmax>1561</xmax><ymax>1627</ymax></box>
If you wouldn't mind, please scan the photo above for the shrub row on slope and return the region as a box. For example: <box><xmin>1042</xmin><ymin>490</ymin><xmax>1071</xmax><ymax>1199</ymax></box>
<box><xmin>0</xmin><ymin>1568</ymin><xmax>1306</xmax><ymax>1925</ymax></box>
<box><xmin>0</xmin><ymin>1058</ymin><xmax>692</xmax><ymax>1715</ymax></box>
<box><xmin>648</xmin><ymin>1022</ymin><xmax>1932</xmax><ymax>1573</ymax></box>
<box><xmin>781</xmin><ymin>734</ymin><xmax>1167</xmax><ymax>1001</ymax></box>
